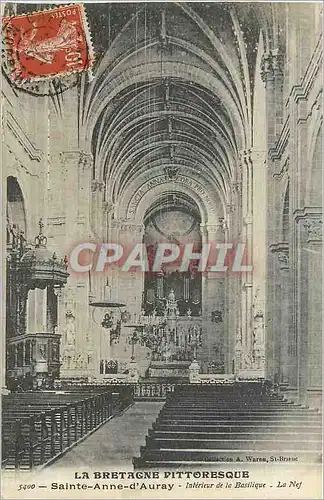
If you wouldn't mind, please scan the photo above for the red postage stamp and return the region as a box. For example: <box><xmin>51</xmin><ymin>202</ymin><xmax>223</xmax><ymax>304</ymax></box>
<box><xmin>2</xmin><ymin>4</ymin><xmax>94</xmax><ymax>81</ymax></box>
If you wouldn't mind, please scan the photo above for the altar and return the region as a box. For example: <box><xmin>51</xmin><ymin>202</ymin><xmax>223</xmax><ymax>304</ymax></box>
<box><xmin>94</xmin><ymin>289</ymin><xmax>204</xmax><ymax>382</ymax></box>
<box><xmin>142</xmin><ymin>289</ymin><xmax>203</xmax><ymax>379</ymax></box>
<box><xmin>148</xmin><ymin>361</ymin><xmax>191</xmax><ymax>379</ymax></box>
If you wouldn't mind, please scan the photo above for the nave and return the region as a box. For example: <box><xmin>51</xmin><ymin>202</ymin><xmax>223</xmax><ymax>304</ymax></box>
<box><xmin>2</xmin><ymin>383</ymin><xmax>322</xmax><ymax>471</ymax></box>
<box><xmin>134</xmin><ymin>384</ymin><xmax>322</xmax><ymax>468</ymax></box>
<box><xmin>42</xmin><ymin>401</ymin><xmax>164</xmax><ymax>470</ymax></box>
<box><xmin>1</xmin><ymin>2</ymin><xmax>322</xmax><ymax>487</ymax></box>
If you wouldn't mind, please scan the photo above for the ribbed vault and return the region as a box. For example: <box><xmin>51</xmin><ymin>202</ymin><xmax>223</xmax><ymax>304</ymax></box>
<box><xmin>81</xmin><ymin>2</ymin><xmax>285</xmax><ymax>216</ymax></box>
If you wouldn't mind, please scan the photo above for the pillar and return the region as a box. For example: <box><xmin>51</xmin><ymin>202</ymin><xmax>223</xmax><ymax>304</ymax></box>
<box><xmin>305</xmin><ymin>214</ymin><xmax>322</xmax><ymax>408</ymax></box>
<box><xmin>91</xmin><ymin>180</ymin><xmax>105</xmax><ymax>237</ymax></box>
<box><xmin>227</xmin><ymin>180</ymin><xmax>242</xmax><ymax>374</ymax></box>
<box><xmin>200</xmin><ymin>220</ymin><xmax>226</xmax><ymax>372</ymax></box>
<box><xmin>261</xmin><ymin>49</ymin><xmax>284</xmax><ymax>381</ymax></box>
<box><xmin>295</xmin><ymin>208</ymin><xmax>322</xmax><ymax>406</ymax></box>
<box><xmin>270</xmin><ymin>243</ymin><xmax>292</xmax><ymax>386</ymax></box>
<box><xmin>240</xmin><ymin>151</ymin><xmax>254</xmax><ymax>372</ymax></box>
<box><xmin>109</xmin><ymin>219</ymin><xmax>148</xmax><ymax>375</ymax></box>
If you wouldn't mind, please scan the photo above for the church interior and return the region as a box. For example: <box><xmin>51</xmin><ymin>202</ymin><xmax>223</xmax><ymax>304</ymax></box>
<box><xmin>1</xmin><ymin>2</ymin><xmax>322</xmax><ymax>471</ymax></box>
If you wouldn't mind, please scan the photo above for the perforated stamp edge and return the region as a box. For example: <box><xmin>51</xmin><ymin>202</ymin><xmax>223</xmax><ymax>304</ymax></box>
<box><xmin>2</xmin><ymin>3</ymin><xmax>95</xmax><ymax>83</ymax></box>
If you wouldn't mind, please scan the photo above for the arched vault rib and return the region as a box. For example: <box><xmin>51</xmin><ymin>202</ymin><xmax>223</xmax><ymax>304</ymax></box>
<box><xmin>111</xmin><ymin>131</ymin><xmax>230</xmax><ymax>196</ymax></box>
<box><xmin>100</xmin><ymin>115</ymin><xmax>234</xmax><ymax>191</ymax></box>
<box><xmin>112</xmin><ymin>143</ymin><xmax>228</xmax><ymax>207</ymax></box>
<box><xmin>98</xmin><ymin>94</ymin><xmax>235</xmax><ymax>159</ymax></box>
<box><xmin>177</xmin><ymin>2</ymin><xmax>249</xmax><ymax>141</ymax></box>
<box><xmin>144</xmin><ymin>192</ymin><xmax>201</xmax><ymax>224</ymax></box>
<box><xmin>84</xmin><ymin>61</ymin><xmax>246</xmax><ymax>153</ymax></box>
<box><xmin>97</xmin><ymin>94</ymin><xmax>236</xmax><ymax>181</ymax></box>
<box><xmin>120</xmin><ymin>177</ymin><xmax>225</xmax><ymax>226</ymax></box>
<box><xmin>93</xmin><ymin>75</ymin><xmax>238</xmax><ymax>201</ymax></box>
<box><xmin>82</xmin><ymin>3</ymin><xmax>274</xmax><ymax>214</ymax></box>
<box><xmin>112</xmin><ymin>117</ymin><xmax>234</xmax><ymax>183</ymax></box>
<box><xmin>84</xmin><ymin>33</ymin><xmax>245</xmax><ymax>128</ymax></box>
<box><xmin>111</xmin><ymin>140</ymin><xmax>226</xmax><ymax>197</ymax></box>
<box><xmin>97</xmin><ymin>79</ymin><xmax>236</xmax><ymax>144</ymax></box>
<box><xmin>117</xmin><ymin>160</ymin><xmax>229</xmax><ymax>213</ymax></box>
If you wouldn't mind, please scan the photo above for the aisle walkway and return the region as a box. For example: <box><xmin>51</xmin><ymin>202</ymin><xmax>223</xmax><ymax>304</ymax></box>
<box><xmin>46</xmin><ymin>402</ymin><xmax>163</xmax><ymax>469</ymax></box>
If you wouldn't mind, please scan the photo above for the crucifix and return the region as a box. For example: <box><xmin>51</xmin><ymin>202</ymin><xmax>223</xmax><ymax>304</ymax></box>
<box><xmin>38</xmin><ymin>218</ymin><xmax>44</xmax><ymax>234</ymax></box>
<box><xmin>35</xmin><ymin>218</ymin><xmax>47</xmax><ymax>248</ymax></box>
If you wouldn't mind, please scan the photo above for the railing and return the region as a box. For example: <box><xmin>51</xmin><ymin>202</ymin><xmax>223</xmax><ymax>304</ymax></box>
<box><xmin>2</xmin><ymin>387</ymin><xmax>133</xmax><ymax>470</ymax></box>
<box><xmin>134</xmin><ymin>377</ymin><xmax>272</xmax><ymax>400</ymax></box>
<box><xmin>190</xmin><ymin>373</ymin><xmax>236</xmax><ymax>384</ymax></box>
<box><xmin>134</xmin><ymin>382</ymin><xmax>177</xmax><ymax>400</ymax></box>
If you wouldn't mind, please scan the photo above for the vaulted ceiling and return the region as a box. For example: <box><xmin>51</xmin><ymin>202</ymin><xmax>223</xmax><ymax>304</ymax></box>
<box><xmin>81</xmin><ymin>3</ymin><xmax>285</xmax><ymax>213</ymax></box>
<box><xmin>16</xmin><ymin>3</ymin><xmax>284</xmax><ymax>216</ymax></box>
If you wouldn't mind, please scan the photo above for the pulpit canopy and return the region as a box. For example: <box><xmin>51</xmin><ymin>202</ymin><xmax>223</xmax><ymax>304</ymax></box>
<box><xmin>19</xmin><ymin>219</ymin><xmax>69</xmax><ymax>289</ymax></box>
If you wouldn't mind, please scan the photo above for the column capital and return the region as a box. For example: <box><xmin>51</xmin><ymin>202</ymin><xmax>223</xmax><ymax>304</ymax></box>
<box><xmin>270</xmin><ymin>242</ymin><xmax>289</xmax><ymax>270</ymax></box>
<box><xmin>239</xmin><ymin>149</ymin><xmax>253</xmax><ymax>166</ymax></box>
<box><xmin>118</xmin><ymin>219</ymin><xmax>145</xmax><ymax>235</ymax></box>
<box><xmin>261</xmin><ymin>50</ymin><xmax>284</xmax><ymax>84</ymax></box>
<box><xmin>303</xmin><ymin>218</ymin><xmax>322</xmax><ymax>243</ymax></box>
<box><xmin>205</xmin><ymin>217</ymin><xmax>227</xmax><ymax>235</ymax></box>
<box><xmin>231</xmin><ymin>180</ymin><xmax>242</xmax><ymax>196</ymax></box>
<box><xmin>60</xmin><ymin>150</ymin><xmax>93</xmax><ymax>168</ymax></box>
<box><xmin>243</xmin><ymin>214</ymin><xmax>253</xmax><ymax>226</ymax></box>
<box><xmin>91</xmin><ymin>179</ymin><xmax>105</xmax><ymax>193</ymax></box>
<box><xmin>294</xmin><ymin>207</ymin><xmax>322</xmax><ymax>243</ymax></box>
<box><xmin>103</xmin><ymin>201</ymin><xmax>115</xmax><ymax>214</ymax></box>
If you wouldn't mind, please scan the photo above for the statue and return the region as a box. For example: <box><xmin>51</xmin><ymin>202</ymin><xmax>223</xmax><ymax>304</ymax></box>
<box><xmin>10</xmin><ymin>223</ymin><xmax>19</xmax><ymax>248</ymax></box>
<box><xmin>38</xmin><ymin>343</ymin><xmax>47</xmax><ymax>360</ymax></box>
<box><xmin>164</xmin><ymin>289</ymin><xmax>179</xmax><ymax>317</ymax></box>
<box><xmin>65</xmin><ymin>311</ymin><xmax>76</xmax><ymax>346</ymax></box>
<box><xmin>242</xmin><ymin>350</ymin><xmax>253</xmax><ymax>369</ymax></box>
<box><xmin>19</xmin><ymin>230</ymin><xmax>27</xmax><ymax>254</ymax></box>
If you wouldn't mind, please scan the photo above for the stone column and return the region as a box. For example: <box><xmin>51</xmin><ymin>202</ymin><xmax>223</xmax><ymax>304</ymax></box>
<box><xmin>199</xmin><ymin>223</ymin><xmax>208</xmax><ymax>372</ymax></box>
<box><xmin>111</xmin><ymin>220</ymin><xmax>147</xmax><ymax>375</ymax></box>
<box><xmin>304</xmin><ymin>215</ymin><xmax>322</xmax><ymax>391</ymax></box>
<box><xmin>237</xmin><ymin>150</ymin><xmax>255</xmax><ymax>374</ymax></box>
<box><xmin>294</xmin><ymin>207</ymin><xmax>322</xmax><ymax>404</ymax></box>
<box><xmin>202</xmin><ymin>220</ymin><xmax>226</xmax><ymax>372</ymax></box>
<box><xmin>261</xmin><ymin>50</ymin><xmax>284</xmax><ymax>382</ymax></box>
<box><xmin>50</xmin><ymin>151</ymin><xmax>93</xmax><ymax>378</ymax></box>
<box><xmin>117</xmin><ymin>220</ymin><xmax>145</xmax><ymax>312</ymax></box>
<box><xmin>261</xmin><ymin>50</ymin><xmax>284</xmax><ymax>144</ymax></box>
<box><xmin>59</xmin><ymin>150</ymin><xmax>93</xmax><ymax>241</ymax></box>
<box><xmin>90</xmin><ymin>180</ymin><xmax>105</xmax><ymax>237</ymax></box>
<box><xmin>270</xmin><ymin>243</ymin><xmax>291</xmax><ymax>386</ymax></box>
<box><xmin>53</xmin><ymin>287</ymin><xmax>64</xmax><ymax>333</ymax></box>
<box><xmin>88</xmin><ymin>305</ymin><xmax>107</xmax><ymax>379</ymax></box>
<box><xmin>305</xmin><ymin>215</ymin><xmax>322</xmax><ymax>409</ymax></box>
<box><xmin>227</xmin><ymin>178</ymin><xmax>242</xmax><ymax>374</ymax></box>
<box><xmin>295</xmin><ymin>209</ymin><xmax>322</xmax><ymax>406</ymax></box>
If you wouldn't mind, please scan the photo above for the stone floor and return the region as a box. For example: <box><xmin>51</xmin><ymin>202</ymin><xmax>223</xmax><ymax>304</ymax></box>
<box><xmin>47</xmin><ymin>402</ymin><xmax>164</xmax><ymax>469</ymax></box>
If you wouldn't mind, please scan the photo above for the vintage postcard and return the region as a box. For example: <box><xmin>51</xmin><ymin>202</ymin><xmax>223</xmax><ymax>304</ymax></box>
<box><xmin>1</xmin><ymin>1</ymin><xmax>323</xmax><ymax>499</ymax></box>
